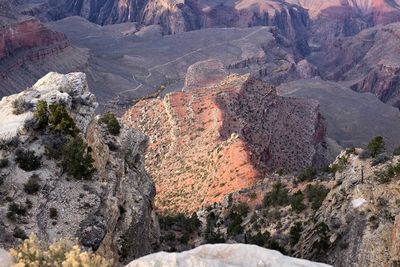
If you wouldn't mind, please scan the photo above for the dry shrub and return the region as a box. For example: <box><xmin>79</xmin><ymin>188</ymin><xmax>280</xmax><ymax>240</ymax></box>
<box><xmin>9</xmin><ymin>234</ymin><xmax>112</xmax><ymax>267</ymax></box>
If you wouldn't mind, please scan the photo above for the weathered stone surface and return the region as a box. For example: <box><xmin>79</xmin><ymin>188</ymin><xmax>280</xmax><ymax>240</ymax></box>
<box><xmin>126</xmin><ymin>243</ymin><xmax>333</xmax><ymax>267</ymax></box>
<box><xmin>0</xmin><ymin>72</ymin><xmax>158</xmax><ymax>264</ymax></box>
<box><xmin>295</xmin><ymin>151</ymin><xmax>400</xmax><ymax>266</ymax></box>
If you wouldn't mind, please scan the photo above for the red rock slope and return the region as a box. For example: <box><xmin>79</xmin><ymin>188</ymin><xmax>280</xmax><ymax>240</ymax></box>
<box><xmin>123</xmin><ymin>71</ymin><xmax>327</xmax><ymax>214</ymax></box>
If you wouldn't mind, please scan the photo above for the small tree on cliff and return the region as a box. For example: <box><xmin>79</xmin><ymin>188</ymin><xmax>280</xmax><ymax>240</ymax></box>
<box><xmin>367</xmin><ymin>136</ymin><xmax>385</xmax><ymax>157</ymax></box>
<box><xmin>62</xmin><ymin>136</ymin><xmax>95</xmax><ymax>180</ymax></box>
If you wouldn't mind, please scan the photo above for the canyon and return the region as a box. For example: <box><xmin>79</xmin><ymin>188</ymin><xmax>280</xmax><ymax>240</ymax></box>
<box><xmin>2</xmin><ymin>0</ymin><xmax>400</xmax><ymax>266</ymax></box>
<box><xmin>123</xmin><ymin>64</ymin><xmax>328</xmax><ymax>214</ymax></box>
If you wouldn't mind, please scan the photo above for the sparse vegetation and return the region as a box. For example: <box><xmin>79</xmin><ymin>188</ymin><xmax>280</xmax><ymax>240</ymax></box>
<box><xmin>297</xmin><ymin>166</ymin><xmax>317</xmax><ymax>182</ymax></box>
<box><xmin>263</xmin><ymin>182</ymin><xmax>289</xmax><ymax>207</ymax></box>
<box><xmin>329</xmin><ymin>155</ymin><xmax>348</xmax><ymax>174</ymax></box>
<box><xmin>305</xmin><ymin>184</ymin><xmax>330</xmax><ymax>210</ymax></box>
<box><xmin>290</xmin><ymin>191</ymin><xmax>306</xmax><ymax>213</ymax></box>
<box><xmin>62</xmin><ymin>136</ymin><xmax>96</xmax><ymax>180</ymax></box>
<box><xmin>12</xmin><ymin>97</ymin><xmax>32</xmax><ymax>115</ymax></box>
<box><xmin>345</xmin><ymin>147</ymin><xmax>356</xmax><ymax>155</ymax></box>
<box><xmin>289</xmin><ymin>222</ymin><xmax>303</xmax><ymax>245</ymax></box>
<box><xmin>99</xmin><ymin>112</ymin><xmax>121</xmax><ymax>135</ymax></box>
<box><xmin>205</xmin><ymin>212</ymin><xmax>225</xmax><ymax>244</ymax></box>
<box><xmin>159</xmin><ymin>212</ymin><xmax>201</xmax><ymax>234</ymax></box>
<box><xmin>313</xmin><ymin>222</ymin><xmax>331</xmax><ymax>256</ymax></box>
<box><xmin>374</xmin><ymin>161</ymin><xmax>400</xmax><ymax>183</ymax></box>
<box><xmin>23</xmin><ymin>174</ymin><xmax>41</xmax><ymax>194</ymax></box>
<box><xmin>246</xmin><ymin>231</ymin><xmax>271</xmax><ymax>246</ymax></box>
<box><xmin>7</xmin><ymin>202</ymin><xmax>28</xmax><ymax>221</ymax></box>
<box><xmin>9</xmin><ymin>234</ymin><xmax>112</xmax><ymax>266</ymax></box>
<box><xmin>227</xmin><ymin>202</ymin><xmax>249</xmax><ymax>236</ymax></box>
<box><xmin>15</xmin><ymin>149</ymin><xmax>41</xmax><ymax>171</ymax></box>
<box><xmin>393</xmin><ymin>146</ymin><xmax>400</xmax><ymax>156</ymax></box>
<box><xmin>367</xmin><ymin>136</ymin><xmax>385</xmax><ymax>157</ymax></box>
<box><xmin>13</xmin><ymin>226</ymin><xmax>28</xmax><ymax>240</ymax></box>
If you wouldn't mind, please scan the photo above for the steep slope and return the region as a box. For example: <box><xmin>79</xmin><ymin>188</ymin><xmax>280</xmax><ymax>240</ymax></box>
<box><xmin>123</xmin><ymin>69</ymin><xmax>327</xmax><ymax>214</ymax></box>
<box><xmin>308</xmin><ymin>22</ymin><xmax>400</xmax><ymax>108</ymax></box>
<box><xmin>288</xmin><ymin>0</ymin><xmax>400</xmax><ymax>41</ymax></box>
<box><xmin>13</xmin><ymin>0</ymin><xmax>310</xmax><ymax>51</ymax></box>
<box><xmin>277</xmin><ymin>79</ymin><xmax>400</xmax><ymax>151</ymax></box>
<box><xmin>0</xmin><ymin>3</ymin><xmax>86</xmax><ymax>98</ymax></box>
<box><xmin>295</xmin><ymin>151</ymin><xmax>400</xmax><ymax>267</ymax></box>
<box><xmin>0</xmin><ymin>72</ymin><xmax>158</xmax><ymax>264</ymax></box>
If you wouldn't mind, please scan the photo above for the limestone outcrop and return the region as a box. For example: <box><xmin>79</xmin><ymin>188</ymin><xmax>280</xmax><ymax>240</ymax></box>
<box><xmin>0</xmin><ymin>72</ymin><xmax>158</xmax><ymax>264</ymax></box>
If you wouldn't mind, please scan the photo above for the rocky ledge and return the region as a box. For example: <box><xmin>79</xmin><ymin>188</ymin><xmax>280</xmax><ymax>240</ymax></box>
<box><xmin>0</xmin><ymin>72</ymin><xmax>158</xmax><ymax>264</ymax></box>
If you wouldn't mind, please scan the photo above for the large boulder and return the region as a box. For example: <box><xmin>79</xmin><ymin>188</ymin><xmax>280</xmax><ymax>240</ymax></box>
<box><xmin>126</xmin><ymin>243</ymin><xmax>332</xmax><ymax>267</ymax></box>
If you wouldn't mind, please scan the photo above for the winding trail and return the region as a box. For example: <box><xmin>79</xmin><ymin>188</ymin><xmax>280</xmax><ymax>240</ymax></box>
<box><xmin>117</xmin><ymin>27</ymin><xmax>268</xmax><ymax>97</ymax></box>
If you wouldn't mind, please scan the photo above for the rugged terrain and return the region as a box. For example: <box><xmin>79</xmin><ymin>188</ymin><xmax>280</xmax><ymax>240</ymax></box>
<box><xmin>0</xmin><ymin>1</ymin><xmax>87</xmax><ymax>97</ymax></box>
<box><xmin>277</xmin><ymin>78</ymin><xmax>400</xmax><ymax>151</ymax></box>
<box><xmin>154</xmin><ymin>146</ymin><xmax>400</xmax><ymax>267</ymax></box>
<box><xmin>309</xmin><ymin>22</ymin><xmax>400</xmax><ymax>108</ymax></box>
<box><xmin>0</xmin><ymin>72</ymin><xmax>158</xmax><ymax>264</ymax></box>
<box><xmin>123</xmin><ymin>64</ymin><xmax>327</xmax><ymax>214</ymax></box>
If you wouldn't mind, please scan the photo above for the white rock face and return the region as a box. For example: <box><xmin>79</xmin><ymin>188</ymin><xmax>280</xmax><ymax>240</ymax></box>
<box><xmin>126</xmin><ymin>244</ymin><xmax>333</xmax><ymax>267</ymax></box>
<box><xmin>0</xmin><ymin>72</ymin><xmax>97</xmax><ymax>141</ymax></box>
<box><xmin>351</xmin><ymin>198</ymin><xmax>366</xmax><ymax>208</ymax></box>
<box><xmin>0</xmin><ymin>248</ymin><xmax>13</xmax><ymax>267</ymax></box>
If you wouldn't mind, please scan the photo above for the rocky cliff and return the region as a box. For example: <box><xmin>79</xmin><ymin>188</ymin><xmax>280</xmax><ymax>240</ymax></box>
<box><xmin>12</xmin><ymin>0</ymin><xmax>310</xmax><ymax>51</ymax></box>
<box><xmin>0</xmin><ymin>3</ymin><xmax>79</xmax><ymax>98</ymax></box>
<box><xmin>0</xmin><ymin>72</ymin><xmax>158</xmax><ymax>264</ymax></box>
<box><xmin>309</xmin><ymin>22</ymin><xmax>400</xmax><ymax>108</ymax></box>
<box><xmin>294</xmin><ymin>150</ymin><xmax>400</xmax><ymax>267</ymax></box>
<box><xmin>123</xmin><ymin>63</ymin><xmax>327</xmax><ymax>214</ymax></box>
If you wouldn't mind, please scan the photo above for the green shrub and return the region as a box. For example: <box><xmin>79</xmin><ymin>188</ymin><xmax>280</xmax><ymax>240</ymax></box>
<box><xmin>99</xmin><ymin>112</ymin><xmax>121</xmax><ymax>135</ymax></box>
<box><xmin>227</xmin><ymin>203</ymin><xmax>249</xmax><ymax>236</ymax></box>
<box><xmin>290</xmin><ymin>191</ymin><xmax>306</xmax><ymax>213</ymax></box>
<box><xmin>263</xmin><ymin>182</ymin><xmax>289</xmax><ymax>207</ymax></box>
<box><xmin>7</xmin><ymin>202</ymin><xmax>28</xmax><ymax>221</ymax></box>
<box><xmin>159</xmin><ymin>213</ymin><xmax>200</xmax><ymax>233</ymax></box>
<box><xmin>43</xmin><ymin>134</ymin><xmax>67</xmax><ymax>160</ymax></box>
<box><xmin>313</xmin><ymin>222</ymin><xmax>330</xmax><ymax>256</ymax></box>
<box><xmin>15</xmin><ymin>149</ymin><xmax>41</xmax><ymax>171</ymax></box>
<box><xmin>62</xmin><ymin>136</ymin><xmax>96</xmax><ymax>180</ymax></box>
<box><xmin>367</xmin><ymin>136</ymin><xmax>385</xmax><ymax>157</ymax></box>
<box><xmin>0</xmin><ymin>158</ymin><xmax>8</xmax><ymax>169</ymax></box>
<box><xmin>23</xmin><ymin>174</ymin><xmax>41</xmax><ymax>194</ymax></box>
<box><xmin>49</xmin><ymin>104</ymin><xmax>78</xmax><ymax>136</ymax></box>
<box><xmin>49</xmin><ymin>207</ymin><xmax>58</xmax><ymax>220</ymax></box>
<box><xmin>394</xmin><ymin>146</ymin><xmax>400</xmax><ymax>156</ymax></box>
<box><xmin>289</xmin><ymin>222</ymin><xmax>303</xmax><ymax>245</ymax></box>
<box><xmin>34</xmin><ymin>100</ymin><xmax>48</xmax><ymax>129</ymax></box>
<box><xmin>13</xmin><ymin>226</ymin><xmax>28</xmax><ymax>240</ymax></box>
<box><xmin>305</xmin><ymin>184</ymin><xmax>330</xmax><ymax>210</ymax></box>
<box><xmin>374</xmin><ymin>162</ymin><xmax>400</xmax><ymax>183</ymax></box>
<box><xmin>298</xmin><ymin>166</ymin><xmax>317</xmax><ymax>182</ymax></box>
<box><xmin>205</xmin><ymin>212</ymin><xmax>225</xmax><ymax>244</ymax></box>
<box><xmin>346</xmin><ymin>147</ymin><xmax>356</xmax><ymax>155</ymax></box>
<box><xmin>12</xmin><ymin>97</ymin><xmax>32</xmax><ymax>115</ymax></box>
<box><xmin>247</xmin><ymin>231</ymin><xmax>271</xmax><ymax>246</ymax></box>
